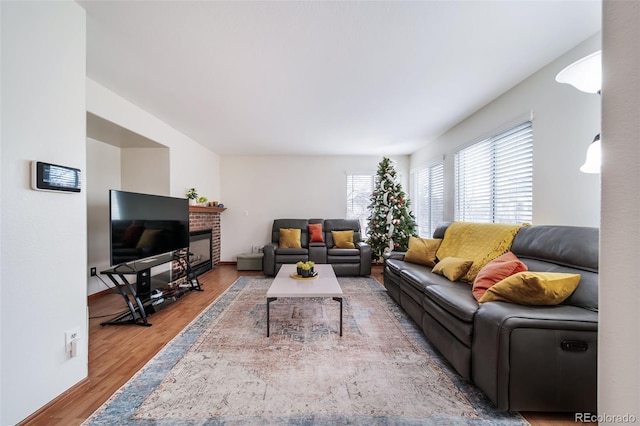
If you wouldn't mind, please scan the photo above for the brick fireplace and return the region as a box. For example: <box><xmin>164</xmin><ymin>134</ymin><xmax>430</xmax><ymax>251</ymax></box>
<box><xmin>171</xmin><ymin>206</ymin><xmax>225</xmax><ymax>281</ymax></box>
<box><xmin>188</xmin><ymin>205</ymin><xmax>224</xmax><ymax>268</ymax></box>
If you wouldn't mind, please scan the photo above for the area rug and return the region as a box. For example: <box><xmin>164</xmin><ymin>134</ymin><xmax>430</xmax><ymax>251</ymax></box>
<box><xmin>84</xmin><ymin>276</ymin><xmax>527</xmax><ymax>425</ymax></box>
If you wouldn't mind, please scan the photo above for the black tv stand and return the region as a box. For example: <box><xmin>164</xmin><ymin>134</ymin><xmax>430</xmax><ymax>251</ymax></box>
<box><xmin>100</xmin><ymin>251</ymin><xmax>202</xmax><ymax>326</ymax></box>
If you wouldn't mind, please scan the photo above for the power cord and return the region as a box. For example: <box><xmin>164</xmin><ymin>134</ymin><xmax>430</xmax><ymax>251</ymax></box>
<box><xmin>88</xmin><ymin>273</ymin><xmax>127</xmax><ymax>319</ymax></box>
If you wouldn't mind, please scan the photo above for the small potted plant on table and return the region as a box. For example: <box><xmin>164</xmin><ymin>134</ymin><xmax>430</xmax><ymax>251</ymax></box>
<box><xmin>296</xmin><ymin>261</ymin><xmax>315</xmax><ymax>277</ymax></box>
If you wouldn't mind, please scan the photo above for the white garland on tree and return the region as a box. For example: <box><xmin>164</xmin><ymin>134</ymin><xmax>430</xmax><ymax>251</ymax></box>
<box><xmin>385</xmin><ymin>209</ymin><xmax>395</xmax><ymax>253</ymax></box>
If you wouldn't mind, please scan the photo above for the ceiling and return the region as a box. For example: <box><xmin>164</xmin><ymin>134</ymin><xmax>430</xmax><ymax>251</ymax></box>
<box><xmin>79</xmin><ymin>1</ymin><xmax>601</xmax><ymax>156</ymax></box>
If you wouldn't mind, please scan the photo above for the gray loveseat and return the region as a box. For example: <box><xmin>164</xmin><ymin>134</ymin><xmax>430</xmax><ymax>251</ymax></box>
<box><xmin>263</xmin><ymin>218</ymin><xmax>372</xmax><ymax>276</ymax></box>
<box><xmin>383</xmin><ymin>222</ymin><xmax>598</xmax><ymax>412</ymax></box>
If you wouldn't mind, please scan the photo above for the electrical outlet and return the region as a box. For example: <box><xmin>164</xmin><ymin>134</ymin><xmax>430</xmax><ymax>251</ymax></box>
<box><xmin>90</xmin><ymin>267</ymin><xmax>97</xmax><ymax>276</ymax></box>
<box><xmin>65</xmin><ymin>328</ymin><xmax>80</xmax><ymax>354</ymax></box>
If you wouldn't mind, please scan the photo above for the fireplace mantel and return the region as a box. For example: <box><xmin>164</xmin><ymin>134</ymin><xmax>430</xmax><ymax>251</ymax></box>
<box><xmin>189</xmin><ymin>206</ymin><xmax>226</xmax><ymax>213</ymax></box>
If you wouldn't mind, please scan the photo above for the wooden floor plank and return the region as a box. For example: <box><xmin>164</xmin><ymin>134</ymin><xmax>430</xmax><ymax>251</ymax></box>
<box><xmin>20</xmin><ymin>265</ymin><xmax>571</xmax><ymax>425</ymax></box>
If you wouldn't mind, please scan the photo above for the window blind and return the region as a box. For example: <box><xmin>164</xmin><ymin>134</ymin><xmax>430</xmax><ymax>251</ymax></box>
<box><xmin>455</xmin><ymin>121</ymin><xmax>533</xmax><ymax>224</ymax></box>
<box><xmin>412</xmin><ymin>161</ymin><xmax>444</xmax><ymax>237</ymax></box>
<box><xmin>346</xmin><ymin>174</ymin><xmax>376</xmax><ymax>233</ymax></box>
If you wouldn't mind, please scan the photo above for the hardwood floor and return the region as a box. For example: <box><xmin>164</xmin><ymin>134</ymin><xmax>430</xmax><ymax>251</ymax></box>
<box><xmin>22</xmin><ymin>265</ymin><xmax>574</xmax><ymax>425</ymax></box>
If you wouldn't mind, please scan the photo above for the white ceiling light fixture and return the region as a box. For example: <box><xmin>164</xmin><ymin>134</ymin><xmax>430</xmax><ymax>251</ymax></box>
<box><xmin>580</xmin><ymin>134</ymin><xmax>601</xmax><ymax>174</ymax></box>
<box><xmin>555</xmin><ymin>50</ymin><xmax>602</xmax><ymax>94</ymax></box>
<box><xmin>555</xmin><ymin>50</ymin><xmax>602</xmax><ymax>174</ymax></box>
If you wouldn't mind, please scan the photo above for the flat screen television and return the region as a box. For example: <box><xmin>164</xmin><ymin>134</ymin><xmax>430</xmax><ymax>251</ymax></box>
<box><xmin>109</xmin><ymin>190</ymin><xmax>190</xmax><ymax>266</ymax></box>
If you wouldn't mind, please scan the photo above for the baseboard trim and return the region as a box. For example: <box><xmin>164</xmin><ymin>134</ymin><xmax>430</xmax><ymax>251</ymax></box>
<box><xmin>18</xmin><ymin>377</ymin><xmax>90</xmax><ymax>425</ymax></box>
<box><xmin>88</xmin><ymin>286</ymin><xmax>114</xmax><ymax>303</ymax></box>
<box><xmin>218</xmin><ymin>261</ymin><xmax>237</xmax><ymax>266</ymax></box>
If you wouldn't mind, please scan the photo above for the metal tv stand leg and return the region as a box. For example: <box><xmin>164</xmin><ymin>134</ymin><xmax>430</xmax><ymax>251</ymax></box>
<box><xmin>174</xmin><ymin>251</ymin><xmax>204</xmax><ymax>292</ymax></box>
<box><xmin>100</xmin><ymin>272</ymin><xmax>151</xmax><ymax>327</ymax></box>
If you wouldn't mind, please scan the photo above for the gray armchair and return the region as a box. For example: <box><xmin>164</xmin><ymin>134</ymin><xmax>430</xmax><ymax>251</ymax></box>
<box><xmin>262</xmin><ymin>219</ymin><xmax>310</xmax><ymax>276</ymax></box>
<box><xmin>323</xmin><ymin>219</ymin><xmax>372</xmax><ymax>276</ymax></box>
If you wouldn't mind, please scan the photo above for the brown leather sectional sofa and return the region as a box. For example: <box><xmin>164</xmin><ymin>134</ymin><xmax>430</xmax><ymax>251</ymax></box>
<box><xmin>383</xmin><ymin>222</ymin><xmax>598</xmax><ymax>412</ymax></box>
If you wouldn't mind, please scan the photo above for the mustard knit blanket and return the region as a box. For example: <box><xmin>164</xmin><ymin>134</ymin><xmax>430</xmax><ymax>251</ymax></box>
<box><xmin>435</xmin><ymin>222</ymin><xmax>524</xmax><ymax>282</ymax></box>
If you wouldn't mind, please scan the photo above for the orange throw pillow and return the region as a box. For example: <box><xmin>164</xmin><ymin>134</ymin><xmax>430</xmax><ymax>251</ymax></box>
<box><xmin>472</xmin><ymin>252</ymin><xmax>528</xmax><ymax>301</ymax></box>
<box><xmin>308</xmin><ymin>223</ymin><xmax>324</xmax><ymax>243</ymax></box>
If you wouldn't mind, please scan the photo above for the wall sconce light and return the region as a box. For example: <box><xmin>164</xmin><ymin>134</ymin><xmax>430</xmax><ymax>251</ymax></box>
<box><xmin>555</xmin><ymin>50</ymin><xmax>601</xmax><ymax>94</ymax></box>
<box><xmin>555</xmin><ymin>50</ymin><xmax>602</xmax><ymax>173</ymax></box>
<box><xmin>580</xmin><ymin>134</ymin><xmax>601</xmax><ymax>174</ymax></box>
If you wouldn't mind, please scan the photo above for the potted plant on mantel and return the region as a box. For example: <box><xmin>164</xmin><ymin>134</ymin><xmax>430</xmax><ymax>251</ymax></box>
<box><xmin>186</xmin><ymin>188</ymin><xmax>198</xmax><ymax>205</ymax></box>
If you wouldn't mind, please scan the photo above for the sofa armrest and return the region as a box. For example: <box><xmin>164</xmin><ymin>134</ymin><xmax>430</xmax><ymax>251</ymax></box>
<box><xmin>357</xmin><ymin>241</ymin><xmax>372</xmax><ymax>276</ymax></box>
<box><xmin>263</xmin><ymin>243</ymin><xmax>277</xmax><ymax>276</ymax></box>
<box><xmin>383</xmin><ymin>251</ymin><xmax>406</xmax><ymax>261</ymax></box>
<box><xmin>472</xmin><ymin>302</ymin><xmax>598</xmax><ymax>412</ymax></box>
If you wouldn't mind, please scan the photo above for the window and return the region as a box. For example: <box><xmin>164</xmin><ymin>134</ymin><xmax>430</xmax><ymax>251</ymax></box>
<box><xmin>412</xmin><ymin>161</ymin><xmax>444</xmax><ymax>237</ymax></box>
<box><xmin>346</xmin><ymin>174</ymin><xmax>376</xmax><ymax>234</ymax></box>
<box><xmin>455</xmin><ymin>121</ymin><xmax>533</xmax><ymax>224</ymax></box>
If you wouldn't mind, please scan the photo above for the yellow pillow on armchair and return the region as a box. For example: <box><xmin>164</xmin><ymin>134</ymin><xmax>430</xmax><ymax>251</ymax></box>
<box><xmin>332</xmin><ymin>230</ymin><xmax>355</xmax><ymax>249</ymax></box>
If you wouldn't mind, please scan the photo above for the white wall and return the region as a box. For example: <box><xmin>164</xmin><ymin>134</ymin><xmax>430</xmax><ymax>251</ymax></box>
<box><xmin>0</xmin><ymin>2</ymin><xmax>88</xmax><ymax>424</ymax></box>
<box><xmin>410</xmin><ymin>34</ymin><xmax>601</xmax><ymax>227</ymax></box>
<box><xmin>86</xmin><ymin>138</ymin><xmax>121</xmax><ymax>295</ymax></box>
<box><xmin>220</xmin><ymin>155</ymin><xmax>409</xmax><ymax>261</ymax></box>
<box><xmin>86</xmin><ymin>79</ymin><xmax>221</xmax><ymax>201</ymax></box>
<box><xmin>121</xmin><ymin>147</ymin><xmax>170</xmax><ymax>194</ymax></box>
<box><xmin>85</xmin><ymin>80</ymin><xmax>222</xmax><ymax>295</ymax></box>
<box><xmin>599</xmin><ymin>0</ymin><xmax>640</xmax><ymax>419</ymax></box>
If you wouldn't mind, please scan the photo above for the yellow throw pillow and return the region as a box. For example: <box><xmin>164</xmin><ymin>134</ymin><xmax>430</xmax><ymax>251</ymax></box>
<box><xmin>404</xmin><ymin>237</ymin><xmax>442</xmax><ymax>267</ymax></box>
<box><xmin>332</xmin><ymin>230</ymin><xmax>355</xmax><ymax>249</ymax></box>
<box><xmin>478</xmin><ymin>271</ymin><xmax>581</xmax><ymax>305</ymax></box>
<box><xmin>279</xmin><ymin>228</ymin><xmax>301</xmax><ymax>248</ymax></box>
<box><xmin>432</xmin><ymin>257</ymin><xmax>474</xmax><ymax>281</ymax></box>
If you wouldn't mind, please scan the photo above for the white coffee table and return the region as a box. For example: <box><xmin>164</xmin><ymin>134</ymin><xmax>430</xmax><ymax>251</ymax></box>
<box><xmin>266</xmin><ymin>264</ymin><xmax>343</xmax><ymax>337</ymax></box>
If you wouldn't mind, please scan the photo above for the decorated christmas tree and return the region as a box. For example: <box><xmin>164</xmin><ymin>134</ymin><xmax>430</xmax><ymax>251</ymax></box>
<box><xmin>366</xmin><ymin>157</ymin><xmax>418</xmax><ymax>261</ymax></box>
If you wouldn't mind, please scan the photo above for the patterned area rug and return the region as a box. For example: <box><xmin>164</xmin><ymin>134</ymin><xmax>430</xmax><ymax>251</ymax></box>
<box><xmin>84</xmin><ymin>277</ymin><xmax>527</xmax><ymax>425</ymax></box>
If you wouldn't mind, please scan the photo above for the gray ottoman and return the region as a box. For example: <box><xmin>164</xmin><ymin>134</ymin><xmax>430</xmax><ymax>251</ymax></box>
<box><xmin>237</xmin><ymin>253</ymin><xmax>264</xmax><ymax>271</ymax></box>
